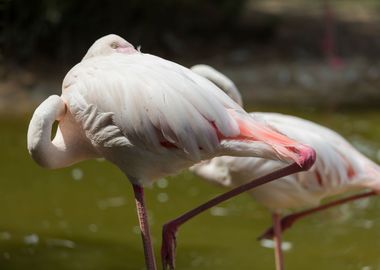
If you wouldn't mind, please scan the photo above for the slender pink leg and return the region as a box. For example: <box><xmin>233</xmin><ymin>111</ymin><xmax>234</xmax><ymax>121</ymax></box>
<box><xmin>161</xmin><ymin>160</ymin><xmax>314</xmax><ymax>270</ymax></box>
<box><xmin>132</xmin><ymin>184</ymin><xmax>157</xmax><ymax>270</ymax></box>
<box><xmin>259</xmin><ymin>190</ymin><xmax>377</xmax><ymax>240</ymax></box>
<box><xmin>272</xmin><ymin>213</ymin><xmax>284</xmax><ymax>270</ymax></box>
<box><xmin>322</xmin><ymin>0</ymin><xmax>344</xmax><ymax>69</ymax></box>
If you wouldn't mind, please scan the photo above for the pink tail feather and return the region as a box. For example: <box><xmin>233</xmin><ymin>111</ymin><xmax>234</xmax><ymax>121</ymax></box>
<box><xmin>225</xmin><ymin>110</ymin><xmax>315</xmax><ymax>168</ymax></box>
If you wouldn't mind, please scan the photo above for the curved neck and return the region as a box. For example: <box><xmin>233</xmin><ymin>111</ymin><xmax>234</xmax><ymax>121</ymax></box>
<box><xmin>27</xmin><ymin>95</ymin><xmax>98</xmax><ymax>169</ymax></box>
<box><xmin>191</xmin><ymin>64</ymin><xmax>243</xmax><ymax>106</ymax></box>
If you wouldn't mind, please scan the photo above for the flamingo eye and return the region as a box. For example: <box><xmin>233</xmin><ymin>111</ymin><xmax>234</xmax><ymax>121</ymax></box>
<box><xmin>110</xmin><ymin>42</ymin><xmax>118</xmax><ymax>49</ymax></box>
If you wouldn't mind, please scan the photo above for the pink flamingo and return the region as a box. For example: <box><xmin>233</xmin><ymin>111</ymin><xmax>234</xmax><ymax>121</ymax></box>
<box><xmin>27</xmin><ymin>35</ymin><xmax>316</xmax><ymax>270</ymax></box>
<box><xmin>322</xmin><ymin>0</ymin><xmax>344</xmax><ymax>69</ymax></box>
<box><xmin>190</xmin><ymin>65</ymin><xmax>380</xmax><ymax>270</ymax></box>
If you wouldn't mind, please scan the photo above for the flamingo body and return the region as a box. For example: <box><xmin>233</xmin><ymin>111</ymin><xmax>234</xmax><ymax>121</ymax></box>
<box><xmin>27</xmin><ymin>35</ymin><xmax>316</xmax><ymax>270</ymax></box>
<box><xmin>188</xmin><ymin>63</ymin><xmax>377</xmax><ymax>270</ymax></box>
<box><xmin>192</xmin><ymin>112</ymin><xmax>380</xmax><ymax>211</ymax></box>
<box><xmin>29</xmin><ymin>38</ymin><xmax>313</xmax><ymax>186</ymax></box>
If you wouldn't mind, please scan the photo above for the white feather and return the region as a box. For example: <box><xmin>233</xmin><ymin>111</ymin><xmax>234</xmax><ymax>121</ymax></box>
<box><xmin>192</xmin><ymin>112</ymin><xmax>380</xmax><ymax>211</ymax></box>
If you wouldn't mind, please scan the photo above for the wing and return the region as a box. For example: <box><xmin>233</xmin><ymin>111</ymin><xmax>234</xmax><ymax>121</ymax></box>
<box><xmin>62</xmin><ymin>53</ymin><xmax>312</xmax><ymax>165</ymax></box>
<box><xmin>62</xmin><ymin>53</ymin><xmax>243</xmax><ymax>160</ymax></box>
<box><xmin>65</xmin><ymin>92</ymin><xmax>130</xmax><ymax>148</ymax></box>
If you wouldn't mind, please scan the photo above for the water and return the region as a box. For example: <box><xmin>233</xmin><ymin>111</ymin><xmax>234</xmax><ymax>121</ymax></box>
<box><xmin>1</xmin><ymin>109</ymin><xmax>380</xmax><ymax>270</ymax></box>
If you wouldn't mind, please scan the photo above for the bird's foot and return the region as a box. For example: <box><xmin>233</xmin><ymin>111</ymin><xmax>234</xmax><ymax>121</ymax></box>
<box><xmin>161</xmin><ymin>223</ymin><xmax>178</xmax><ymax>270</ymax></box>
<box><xmin>257</xmin><ymin>215</ymin><xmax>295</xmax><ymax>240</ymax></box>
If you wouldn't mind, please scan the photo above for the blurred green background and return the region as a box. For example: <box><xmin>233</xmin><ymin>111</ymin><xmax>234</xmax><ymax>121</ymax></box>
<box><xmin>1</xmin><ymin>0</ymin><xmax>380</xmax><ymax>269</ymax></box>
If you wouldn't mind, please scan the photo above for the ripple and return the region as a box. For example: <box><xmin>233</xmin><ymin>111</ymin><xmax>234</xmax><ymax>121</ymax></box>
<box><xmin>354</xmin><ymin>219</ymin><xmax>374</xmax><ymax>229</ymax></box>
<box><xmin>188</xmin><ymin>187</ymin><xmax>199</xmax><ymax>196</ymax></box>
<box><xmin>46</xmin><ymin>238</ymin><xmax>76</xmax><ymax>249</ymax></box>
<box><xmin>189</xmin><ymin>252</ymin><xmax>205</xmax><ymax>267</ymax></box>
<box><xmin>88</xmin><ymin>224</ymin><xmax>98</xmax><ymax>232</ymax></box>
<box><xmin>98</xmin><ymin>196</ymin><xmax>126</xmax><ymax>210</ymax></box>
<box><xmin>157</xmin><ymin>178</ymin><xmax>169</xmax><ymax>189</ymax></box>
<box><xmin>260</xmin><ymin>239</ymin><xmax>292</xmax><ymax>252</ymax></box>
<box><xmin>54</xmin><ymin>208</ymin><xmax>64</xmax><ymax>217</ymax></box>
<box><xmin>41</xmin><ymin>220</ymin><xmax>51</xmax><ymax>229</ymax></box>
<box><xmin>24</xmin><ymin>234</ymin><xmax>39</xmax><ymax>245</ymax></box>
<box><xmin>157</xmin><ymin>192</ymin><xmax>169</xmax><ymax>203</ymax></box>
<box><xmin>132</xmin><ymin>226</ymin><xmax>140</xmax><ymax>235</ymax></box>
<box><xmin>354</xmin><ymin>197</ymin><xmax>370</xmax><ymax>209</ymax></box>
<box><xmin>3</xmin><ymin>252</ymin><xmax>10</xmax><ymax>260</ymax></box>
<box><xmin>0</xmin><ymin>231</ymin><xmax>11</xmax><ymax>240</ymax></box>
<box><xmin>58</xmin><ymin>220</ymin><xmax>68</xmax><ymax>229</ymax></box>
<box><xmin>71</xmin><ymin>168</ymin><xmax>83</xmax><ymax>181</ymax></box>
<box><xmin>210</xmin><ymin>207</ymin><xmax>229</xmax><ymax>217</ymax></box>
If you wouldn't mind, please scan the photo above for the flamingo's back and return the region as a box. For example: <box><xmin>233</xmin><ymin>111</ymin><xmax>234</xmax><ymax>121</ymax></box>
<box><xmin>192</xmin><ymin>112</ymin><xmax>380</xmax><ymax>211</ymax></box>
<box><xmin>60</xmin><ymin>53</ymin><xmax>314</xmax><ymax>184</ymax></box>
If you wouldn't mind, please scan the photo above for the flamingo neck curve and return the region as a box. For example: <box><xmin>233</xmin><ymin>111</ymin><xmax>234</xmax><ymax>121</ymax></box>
<box><xmin>27</xmin><ymin>95</ymin><xmax>98</xmax><ymax>169</ymax></box>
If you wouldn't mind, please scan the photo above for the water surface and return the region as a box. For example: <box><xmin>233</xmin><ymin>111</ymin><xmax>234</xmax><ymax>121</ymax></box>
<box><xmin>1</xmin><ymin>109</ymin><xmax>380</xmax><ymax>269</ymax></box>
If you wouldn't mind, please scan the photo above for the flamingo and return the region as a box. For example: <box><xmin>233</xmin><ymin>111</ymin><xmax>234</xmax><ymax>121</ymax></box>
<box><xmin>190</xmin><ymin>65</ymin><xmax>380</xmax><ymax>270</ymax></box>
<box><xmin>26</xmin><ymin>35</ymin><xmax>316</xmax><ymax>270</ymax></box>
<box><xmin>322</xmin><ymin>0</ymin><xmax>344</xmax><ymax>69</ymax></box>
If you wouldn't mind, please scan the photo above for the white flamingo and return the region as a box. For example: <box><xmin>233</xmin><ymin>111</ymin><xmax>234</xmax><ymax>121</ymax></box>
<box><xmin>190</xmin><ymin>64</ymin><xmax>380</xmax><ymax>270</ymax></box>
<box><xmin>27</xmin><ymin>35</ymin><xmax>316</xmax><ymax>270</ymax></box>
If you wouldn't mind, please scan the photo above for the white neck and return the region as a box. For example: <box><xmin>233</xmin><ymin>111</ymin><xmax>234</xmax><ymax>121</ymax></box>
<box><xmin>27</xmin><ymin>95</ymin><xmax>98</xmax><ymax>169</ymax></box>
<box><xmin>191</xmin><ymin>64</ymin><xmax>243</xmax><ymax>106</ymax></box>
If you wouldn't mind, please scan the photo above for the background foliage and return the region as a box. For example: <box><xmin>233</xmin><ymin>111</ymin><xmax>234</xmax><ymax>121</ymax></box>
<box><xmin>1</xmin><ymin>0</ymin><xmax>246</xmax><ymax>63</ymax></box>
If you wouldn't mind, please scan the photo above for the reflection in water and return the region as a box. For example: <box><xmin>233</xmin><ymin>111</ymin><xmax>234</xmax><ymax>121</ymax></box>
<box><xmin>0</xmin><ymin>110</ymin><xmax>380</xmax><ymax>269</ymax></box>
<box><xmin>354</xmin><ymin>197</ymin><xmax>371</xmax><ymax>210</ymax></box>
<box><xmin>353</xmin><ymin>219</ymin><xmax>374</xmax><ymax>230</ymax></box>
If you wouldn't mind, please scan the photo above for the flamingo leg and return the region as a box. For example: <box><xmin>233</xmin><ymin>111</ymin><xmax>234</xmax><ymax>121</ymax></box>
<box><xmin>161</xmin><ymin>162</ymin><xmax>310</xmax><ymax>270</ymax></box>
<box><xmin>132</xmin><ymin>184</ymin><xmax>157</xmax><ymax>270</ymax></box>
<box><xmin>258</xmin><ymin>190</ymin><xmax>377</xmax><ymax>240</ymax></box>
<box><xmin>322</xmin><ymin>0</ymin><xmax>344</xmax><ymax>69</ymax></box>
<box><xmin>272</xmin><ymin>212</ymin><xmax>284</xmax><ymax>270</ymax></box>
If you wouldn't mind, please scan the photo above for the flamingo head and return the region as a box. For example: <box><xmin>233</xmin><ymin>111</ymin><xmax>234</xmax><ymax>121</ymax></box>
<box><xmin>82</xmin><ymin>34</ymin><xmax>137</xmax><ymax>60</ymax></box>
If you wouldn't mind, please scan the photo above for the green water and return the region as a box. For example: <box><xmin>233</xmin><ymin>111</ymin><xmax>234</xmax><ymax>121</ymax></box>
<box><xmin>1</xmin><ymin>109</ymin><xmax>380</xmax><ymax>270</ymax></box>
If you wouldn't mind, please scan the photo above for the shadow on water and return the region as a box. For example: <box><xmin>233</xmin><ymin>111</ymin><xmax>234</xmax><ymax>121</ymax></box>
<box><xmin>1</xmin><ymin>109</ymin><xmax>380</xmax><ymax>269</ymax></box>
